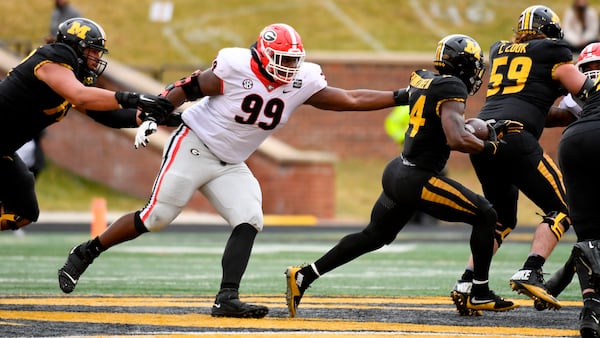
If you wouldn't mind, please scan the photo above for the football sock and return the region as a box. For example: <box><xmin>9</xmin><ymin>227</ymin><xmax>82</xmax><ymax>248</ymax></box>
<box><xmin>523</xmin><ymin>254</ymin><xmax>545</xmax><ymax>270</ymax></box>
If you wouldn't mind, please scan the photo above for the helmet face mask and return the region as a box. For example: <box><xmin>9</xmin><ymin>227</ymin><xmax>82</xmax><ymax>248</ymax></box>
<box><xmin>434</xmin><ymin>34</ymin><xmax>485</xmax><ymax>95</ymax></box>
<box><xmin>56</xmin><ymin>17</ymin><xmax>109</xmax><ymax>82</ymax></box>
<box><xmin>517</xmin><ymin>5</ymin><xmax>564</xmax><ymax>39</ymax></box>
<box><xmin>256</xmin><ymin>23</ymin><xmax>305</xmax><ymax>84</ymax></box>
<box><xmin>577</xmin><ymin>42</ymin><xmax>600</xmax><ymax>82</ymax></box>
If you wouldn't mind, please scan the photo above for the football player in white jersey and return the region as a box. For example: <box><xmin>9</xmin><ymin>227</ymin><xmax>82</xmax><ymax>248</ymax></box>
<box><xmin>58</xmin><ymin>23</ymin><xmax>408</xmax><ymax>318</ymax></box>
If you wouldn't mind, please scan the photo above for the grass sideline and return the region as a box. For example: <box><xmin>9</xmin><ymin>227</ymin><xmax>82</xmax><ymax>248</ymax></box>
<box><xmin>0</xmin><ymin>1</ymin><xmax>574</xmax><ymax>70</ymax></box>
<box><xmin>0</xmin><ymin>228</ymin><xmax>580</xmax><ymax>301</ymax></box>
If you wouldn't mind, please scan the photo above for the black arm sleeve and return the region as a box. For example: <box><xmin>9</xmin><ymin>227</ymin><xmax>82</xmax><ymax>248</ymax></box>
<box><xmin>86</xmin><ymin>108</ymin><xmax>138</xmax><ymax>128</ymax></box>
<box><xmin>576</xmin><ymin>77</ymin><xmax>595</xmax><ymax>102</ymax></box>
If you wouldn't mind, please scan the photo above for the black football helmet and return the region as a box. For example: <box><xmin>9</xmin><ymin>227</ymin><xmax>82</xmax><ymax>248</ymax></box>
<box><xmin>434</xmin><ymin>34</ymin><xmax>485</xmax><ymax>95</ymax></box>
<box><xmin>56</xmin><ymin>17</ymin><xmax>108</xmax><ymax>85</ymax></box>
<box><xmin>517</xmin><ymin>5</ymin><xmax>563</xmax><ymax>39</ymax></box>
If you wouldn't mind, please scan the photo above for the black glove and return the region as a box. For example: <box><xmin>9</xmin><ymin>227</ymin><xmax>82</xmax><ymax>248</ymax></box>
<box><xmin>163</xmin><ymin>111</ymin><xmax>183</xmax><ymax>127</ymax></box>
<box><xmin>489</xmin><ymin>119</ymin><xmax>524</xmax><ymax>139</ymax></box>
<box><xmin>115</xmin><ymin>91</ymin><xmax>174</xmax><ymax>124</ymax></box>
<box><xmin>481</xmin><ymin>122</ymin><xmax>503</xmax><ymax>155</ymax></box>
<box><xmin>393</xmin><ymin>87</ymin><xmax>409</xmax><ymax>105</ymax></box>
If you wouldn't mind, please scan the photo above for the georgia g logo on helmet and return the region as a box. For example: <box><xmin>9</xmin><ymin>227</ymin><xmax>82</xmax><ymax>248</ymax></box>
<box><xmin>262</xmin><ymin>30</ymin><xmax>277</xmax><ymax>42</ymax></box>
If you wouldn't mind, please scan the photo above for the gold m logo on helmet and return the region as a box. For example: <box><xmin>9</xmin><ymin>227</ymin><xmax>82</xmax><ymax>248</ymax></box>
<box><xmin>67</xmin><ymin>22</ymin><xmax>92</xmax><ymax>40</ymax></box>
<box><xmin>464</xmin><ymin>39</ymin><xmax>481</xmax><ymax>60</ymax></box>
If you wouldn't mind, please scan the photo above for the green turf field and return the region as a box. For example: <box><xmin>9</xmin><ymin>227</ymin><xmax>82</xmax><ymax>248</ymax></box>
<box><xmin>0</xmin><ymin>227</ymin><xmax>580</xmax><ymax>301</ymax></box>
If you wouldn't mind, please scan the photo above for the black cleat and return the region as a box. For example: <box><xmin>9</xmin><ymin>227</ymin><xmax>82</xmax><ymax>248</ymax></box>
<box><xmin>211</xmin><ymin>288</ymin><xmax>268</xmax><ymax>319</ymax></box>
<box><xmin>467</xmin><ymin>290</ymin><xmax>519</xmax><ymax>312</ymax></box>
<box><xmin>580</xmin><ymin>306</ymin><xmax>600</xmax><ymax>338</ymax></box>
<box><xmin>450</xmin><ymin>280</ymin><xmax>481</xmax><ymax>316</ymax></box>
<box><xmin>285</xmin><ymin>266</ymin><xmax>308</xmax><ymax>318</ymax></box>
<box><xmin>57</xmin><ymin>242</ymin><xmax>95</xmax><ymax>293</ymax></box>
<box><xmin>510</xmin><ymin>268</ymin><xmax>561</xmax><ymax>310</ymax></box>
<box><xmin>535</xmin><ymin>257</ymin><xmax>576</xmax><ymax>311</ymax></box>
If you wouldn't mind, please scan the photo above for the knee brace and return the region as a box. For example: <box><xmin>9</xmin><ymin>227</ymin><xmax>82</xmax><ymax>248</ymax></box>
<box><xmin>494</xmin><ymin>222</ymin><xmax>513</xmax><ymax>247</ymax></box>
<box><xmin>542</xmin><ymin>211</ymin><xmax>571</xmax><ymax>241</ymax></box>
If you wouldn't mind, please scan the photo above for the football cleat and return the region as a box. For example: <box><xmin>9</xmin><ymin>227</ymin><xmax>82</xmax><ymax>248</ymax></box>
<box><xmin>509</xmin><ymin>268</ymin><xmax>562</xmax><ymax>310</ymax></box>
<box><xmin>466</xmin><ymin>290</ymin><xmax>519</xmax><ymax>312</ymax></box>
<box><xmin>450</xmin><ymin>280</ymin><xmax>481</xmax><ymax>316</ymax></box>
<box><xmin>285</xmin><ymin>266</ymin><xmax>308</xmax><ymax>318</ymax></box>
<box><xmin>535</xmin><ymin>256</ymin><xmax>576</xmax><ymax>311</ymax></box>
<box><xmin>580</xmin><ymin>306</ymin><xmax>600</xmax><ymax>338</ymax></box>
<box><xmin>57</xmin><ymin>242</ymin><xmax>95</xmax><ymax>293</ymax></box>
<box><xmin>211</xmin><ymin>288</ymin><xmax>268</xmax><ymax>319</ymax></box>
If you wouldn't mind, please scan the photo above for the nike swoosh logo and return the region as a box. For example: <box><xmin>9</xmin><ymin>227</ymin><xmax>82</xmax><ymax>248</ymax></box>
<box><xmin>469</xmin><ymin>297</ymin><xmax>491</xmax><ymax>305</ymax></box>
<box><xmin>60</xmin><ymin>271</ymin><xmax>77</xmax><ymax>284</ymax></box>
<box><xmin>283</xmin><ymin>90</ymin><xmax>292</xmax><ymax>93</ymax></box>
<box><xmin>590</xmin><ymin>241</ymin><xmax>595</xmax><ymax>249</ymax></box>
<box><xmin>213</xmin><ymin>303</ymin><xmax>221</xmax><ymax>308</ymax></box>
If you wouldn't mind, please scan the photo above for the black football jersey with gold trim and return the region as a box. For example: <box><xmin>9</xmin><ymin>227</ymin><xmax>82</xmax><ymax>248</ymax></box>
<box><xmin>402</xmin><ymin>69</ymin><xmax>469</xmax><ymax>173</ymax></box>
<box><xmin>0</xmin><ymin>43</ymin><xmax>80</xmax><ymax>154</ymax></box>
<box><xmin>479</xmin><ymin>38</ymin><xmax>573</xmax><ymax>138</ymax></box>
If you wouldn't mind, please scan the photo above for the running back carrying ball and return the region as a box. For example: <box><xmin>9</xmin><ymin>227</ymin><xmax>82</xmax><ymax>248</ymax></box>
<box><xmin>465</xmin><ymin>117</ymin><xmax>489</xmax><ymax>140</ymax></box>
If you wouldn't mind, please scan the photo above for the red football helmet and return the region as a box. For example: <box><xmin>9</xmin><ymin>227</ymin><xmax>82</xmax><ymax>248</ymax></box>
<box><xmin>256</xmin><ymin>23</ymin><xmax>305</xmax><ymax>84</ymax></box>
<box><xmin>577</xmin><ymin>42</ymin><xmax>600</xmax><ymax>82</ymax></box>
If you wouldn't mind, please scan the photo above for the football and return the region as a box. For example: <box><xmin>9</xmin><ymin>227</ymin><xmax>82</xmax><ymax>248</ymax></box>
<box><xmin>465</xmin><ymin>118</ymin><xmax>489</xmax><ymax>140</ymax></box>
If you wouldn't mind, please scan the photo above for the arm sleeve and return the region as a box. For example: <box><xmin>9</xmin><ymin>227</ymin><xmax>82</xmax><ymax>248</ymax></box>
<box><xmin>86</xmin><ymin>108</ymin><xmax>138</xmax><ymax>128</ymax></box>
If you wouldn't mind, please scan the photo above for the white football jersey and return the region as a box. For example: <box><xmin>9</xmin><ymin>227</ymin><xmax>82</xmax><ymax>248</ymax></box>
<box><xmin>182</xmin><ymin>47</ymin><xmax>327</xmax><ymax>164</ymax></box>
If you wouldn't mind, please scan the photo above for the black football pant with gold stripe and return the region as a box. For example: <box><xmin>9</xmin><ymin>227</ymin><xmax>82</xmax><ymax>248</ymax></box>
<box><xmin>470</xmin><ymin>131</ymin><xmax>568</xmax><ymax>237</ymax></box>
<box><xmin>313</xmin><ymin>156</ymin><xmax>496</xmax><ymax>283</ymax></box>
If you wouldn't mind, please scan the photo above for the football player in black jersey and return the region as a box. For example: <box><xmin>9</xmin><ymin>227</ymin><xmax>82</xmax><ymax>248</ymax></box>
<box><xmin>285</xmin><ymin>34</ymin><xmax>519</xmax><ymax>318</ymax></box>
<box><xmin>0</xmin><ymin>17</ymin><xmax>173</xmax><ymax>231</ymax></box>
<box><xmin>451</xmin><ymin>5</ymin><xmax>594</xmax><ymax>314</ymax></box>
<box><xmin>551</xmin><ymin>41</ymin><xmax>600</xmax><ymax>337</ymax></box>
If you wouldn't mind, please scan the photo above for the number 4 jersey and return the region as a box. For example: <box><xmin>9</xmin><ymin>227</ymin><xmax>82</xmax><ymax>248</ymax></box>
<box><xmin>182</xmin><ymin>47</ymin><xmax>327</xmax><ymax>164</ymax></box>
<box><xmin>479</xmin><ymin>38</ymin><xmax>573</xmax><ymax>139</ymax></box>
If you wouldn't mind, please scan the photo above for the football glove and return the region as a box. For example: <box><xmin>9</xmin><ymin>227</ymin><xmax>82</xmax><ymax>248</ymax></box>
<box><xmin>481</xmin><ymin>122</ymin><xmax>503</xmax><ymax>155</ymax></box>
<box><xmin>163</xmin><ymin>111</ymin><xmax>183</xmax><ymax>127</ymax></box>
<box><xmin>134</xmin><ymin>119</ymin><xmax>158</xmax><ymax>149</ymax></box>
<box><xmin>558</xmin><ymin>94</ymin><xmax>582</xmax><ymax>118</ymax></box>
<box><xmin>115</xmin><ymin>91</ymin><xmax>174</xmax><ymax>124</ymax></box>
<box><xmin>485</xmin><ymin>119</ymin><xmax>524</xmax><ymax>139</ymax></box>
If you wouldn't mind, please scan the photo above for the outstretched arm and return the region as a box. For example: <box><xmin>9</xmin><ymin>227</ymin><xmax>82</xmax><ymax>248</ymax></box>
<box><xmin>304</xmin><ymin>86</ymin><xmax>405</xmax><ymax>111</ymax></box>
